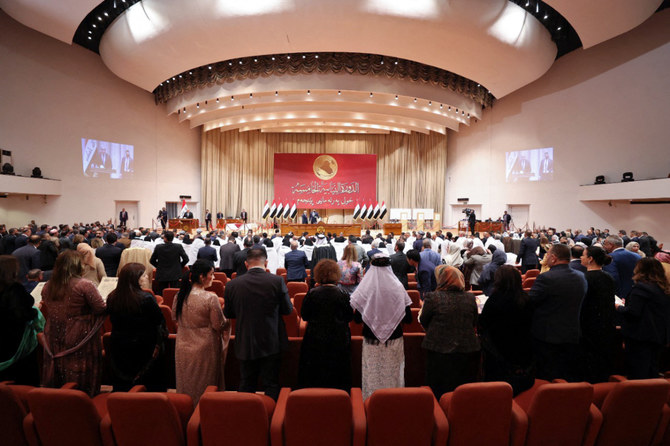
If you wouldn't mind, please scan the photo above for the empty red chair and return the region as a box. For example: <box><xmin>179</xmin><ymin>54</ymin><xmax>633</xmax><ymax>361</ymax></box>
<box><xmin>282</xmin><ymin>308</ymin><xmax>301</xmax><ymax>337</ymax></box>
<box><xmin>160</xmin><ymin>305</ymin><xmax>178</xmax><ymax>333</ymax></box>
<box><xmin>24</xmin><ymin>388</ymin><xmax>109</xmax><ymax>446</ymax></box>
<box><xmin>188</xmin><ymin>391</ymin><xmax>275</xmax><ymax>446</ymax></box>
<box><xmin>287</xmin><ymin>282</ymin><xmax>308</xmax><ymax>300</ymax></box>
<box><xmin>524</xmin><ymin>269</ymin><xmax>540</xmax><ymax>279</ymax></box>
<box><xmin>102</xmin><ymin>392</ymin><xmax>193</xmax><ymax>446</ymax></box>
<box><xmin>162</xmin><ymin>288</ymin><xmax>180</xmax><ymax>309</ymax></box>
<box><xmin>408</xmin><ymin>273</ymin><xmax>416</xmax><ymax>282</ymax></box>
<box><xmin>407</xmin><ymin>290</ymin><xmax>421</xmax><ymax>308</ymax></box>
<box><xmin>293</xmin><ymin>292</ymin><xmax>307</xmax><ymax>317</ymax></box>
<box><xmin>365</xmin><ymin>387</ymin><xmax>448</xmax><ymax>446</ymax></box>
<box><xmin>593</xmin><ymin>379</ymin><xmax>670</xmax><ymax>446</ymax></box>
<box><xmin>271</xmin><ymin>387</ymin><xmax>366</xmax><ymax>446</ymax></box>
<box><xmin>213</xmin><ymin>272</ymin><xmax>228</xmax><ymax>284</ymax></box>
<box><xmin>231</xmin><ymin>272</ymin><xmax>237</xmax><ymax>279</ymax></box>
<box><xmin>521</xmin><ymin>277</ymin><xmax>536</xmax><ymax>288</ymax></box>
<box><xmin>406</xmin><ymin>308</ymin><xmax>425</xmax><ymax>333</ymax></box>
<box><xmin>205</xmin><ymin>280</ymin><xmax>225</xmax><ymax>298</ymax></box>
<box><xmin>0</xmin><ymin>383</ymin><xmax>28</xmax><ymax>446</ymax></box>
<box><xmin>276</xmin><ymin>268</ymin><xmax>287</xmax><ymax>276</ymax></box>
<box><xmin>408</xmin><ymin>281</ymin><xmax>418</xmax><ymax>290</ymax></box>
<box><xmin>440</xmin><ymin>382</ymin><xmax>527</xmax><ymax>446</ymax></box>
<box><xmin>516</xmin><ymin>382</ymin><xmax>601</xmax><ymax>446</ymax></box>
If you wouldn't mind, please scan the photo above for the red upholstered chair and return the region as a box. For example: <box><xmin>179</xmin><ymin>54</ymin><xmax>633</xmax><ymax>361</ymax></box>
<box><xmin>512</xmin><ymin>379</ymin><xmax>551</xmax><ymax>410</ymax></box>
<box><xmin>287</xmin><ymin>282</ymin><xmax>308</xmax><ymax>300</ymax></box>
<box><xmin>406</xmin><ymin>308</ymin><xmax>425</xmax><ymax>333</ymax></box>
<box><xmin>205</xmin><ymin>280</ymin><xmax>225</xmax><ymax>298</ymax></box>
<box><xmin>162</xmin><ymin>288</ymin><xmax>180</xmax><ymax>309</ymax></box>
<box><xmin>293</xmin><ymin>292</ymin><xmax>307</xmax><ymax>317</ymax></box>
<box><xmin>439</xmin><ymin>382</ymin><xmax>527</xmax><ymax>446</ymax></box>
<box><xmin>159</xmin><ymin>304</ymin><xmax>179</xmax><ymax>334</ymax></box>
<box><xmin>349</xmin><ymin>320</ymin><xmax>363</xmax><ymax>337</ymax></box>
<box><xmin>407</xmin><ymin>290</ymin><xmax>421</xmax><ymax>308</ymax></box>
<box><xmin>101</xmin><ymin>392</ymin><xmax>193</xmax><ymax>446</ymax></box>
<box><xmin>271</xmin><ymin>387</ymin><xmax>366</xmax><ymax>446</ymax></box>
<box><xmin>408</xmin><ymin>273</ymin><xmax>416</xmax><ymax>282</ymax></box>
<box><xmin>524</xmin><ymin>269</ymin><xmax>540</xmax><ymax>279</ymax></box>
<box><xmin>231</xmin><ymin>272</ymin><xmax>237</xmax><ymax>280</ymax></box>
<box><xmin>282</xmin><ymin>308</ymin><xmax>301</xmax><ymax>338</ymax></box>
<box><xmin>213</xmin><ymin>272</ymin><xmax>228</xmax><ymax>284</ymax></box>
<box><xmin>365</xmin><ymin>387</ymin><xmax>448</xmax><ymax>446</ymax></box>
<box><xmin>24</xmin><ymin>388</ymin><xmax>109</xmax><ymax>446</ymax></box>
<box><xmin>521</xmin><ymin>277</ymin><xmax>536</xmax><ymax>289</ymax></box>
<box><xmin>408</xmin><ymin>281</ymin><xmax>418</xmax><ymax>290</ymax></box>
<box><xmin>0</xmin><ymin>383</ymin><xmax>29</xmax><ymax>446</ymax></box>
<box><xmin>188</xmin><ymin>391</ymin><xmax>275</xmax><ymax>446</ymax></box>
<box><xmin>143</xmin><ymin>288</ymin><xmax>163</xmax><ymax>305</ymax></box>
<box><xmin>516</xmin><ymin>382</ymin><xmax>601</xmax><ymax>446</ymax></box>
<box><xmin>593</xmin><ymin>379</ymin><xmax>670</xmax><ymax>446</ymax></box>
<box><xmin>276</xmin><ymin>268</ymin><xmax>287</xmax><ymax>276</ymax></box>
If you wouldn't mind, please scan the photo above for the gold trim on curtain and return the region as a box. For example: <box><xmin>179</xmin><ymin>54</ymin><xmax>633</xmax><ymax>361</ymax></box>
<box><xmin>201</xmin><ymin>129</ymin><xmax>447</xmax><ymax>223</ymax></box>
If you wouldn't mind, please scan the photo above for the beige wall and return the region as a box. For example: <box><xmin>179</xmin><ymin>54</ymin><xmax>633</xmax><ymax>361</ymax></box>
<box><xmin>0</xmin><ymin>11</ymin><xmax>201</xmax><ymax>229</ymax></box>
<box><xmin>446</xmin><ymin>10</ymin><xmax>670</xmax><ymax>245</ymax></box>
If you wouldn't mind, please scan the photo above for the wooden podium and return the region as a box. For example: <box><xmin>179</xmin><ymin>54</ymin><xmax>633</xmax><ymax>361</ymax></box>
<box><xmin>382</xmin><ymin>223</ymin><xmax>402</xmax><ymax>235</ymax></box>
<box><xmin>281</xmin><ymin>223</ymin><xmax>361</xmax><ymax>237</ymax></box>
<box><xmin>168</xmin><ymin>218</ymin><xmax>199</xmax><ymax>232</ymax></box>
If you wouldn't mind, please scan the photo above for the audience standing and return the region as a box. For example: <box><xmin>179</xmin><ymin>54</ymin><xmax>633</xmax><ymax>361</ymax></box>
<box><xmin>284</xmin><ymin>240</ymin><xmax>309</xmax><ymax>282</ymax></box>
<box><xmin>516</xmin><ymin>230</ymin><xmax>539</xmax><ymax>273</ymax></box>
<box><xmin>390</xmin><ymin>241</ymin><xmax>413</xmax><ymax>289</ymax></box>
<box><xmin>150</xmin><ymin>231</ymin><xmax>189</xmax><ymax>295</ymax></box>
<box><xmin>12</xmin><ymin>234</ymin><xmax>41</xmax><ymax>284</ymax></box>
<box><xmin>338</xmin><ymin>244</ymin><xmax>363</xmax><ymax>294</ymax></box>
<box><xmin>95</xmin><ymin>232</ymin><xmax>123</xmax><ymax>277</ymax></box>
<box><xmin>407</xmin><ymin>249</ymin><xmax>436</xmax><ymax>300</ymax></box>
<box><xmin>76</xmin><ymin>243</ymin><xmax>106</xmax><ymax>285</ymax></box>
<box><xmin>603</xmin><ymin>235</ymin><xmax>641</xmax><ymax>299</ymax></box>
<box><xmin>219</xmin><ymin>234</ymin><xmax>241</xmax><ymax>278</ymax></box>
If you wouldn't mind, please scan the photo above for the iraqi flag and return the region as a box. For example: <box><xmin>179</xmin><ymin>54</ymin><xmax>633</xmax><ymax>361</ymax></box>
<box><xmin>276</xmin><ymin>201</ymin><xmax>284</xmax><ymax>219</ymax></box>
<box><xmin>283</xmin><ymin>201</ymin><xmax>291</xmax><ymax>219</ymax></box>
<box><xmin>269</xmin><ymin>200</ymin><xmax>278</xmax><ymax>218</ymax></box>
<box><xmin>372</xmin><ymin>201</ymin><xmax>381</xmax><ymax>219</ymax></box>
<box><xmin>178</xmin><ymin>199</ymin><xmax>187</xmax><ymax>218</ymax></box>
<box><xmin>352</xmin><ymin>202</ymin><xmax>361</xmax><ymax>219</ymax></box>
<box><xmin>366</xmin><ymin>202</ymin><xmax>375</xmax><ymax>219</ymax></box>
<box><xmin>379</xmin><ymin>201</ymin><xmax>387</xmax><ymax>219</ymax></box>
<box><xmin>359</xmin><ymin>203</ymin><xmax>367</xmax><ymax>220</ymax></box>
<box><xmin>261</xmin><ymin>200</ymin><xmax>271</xmax><ymax>219</ymax></box>
<box><xmin>289</xmin><ymin>202</ymin><xmax>298</xmax><ymax>219</ymax></box>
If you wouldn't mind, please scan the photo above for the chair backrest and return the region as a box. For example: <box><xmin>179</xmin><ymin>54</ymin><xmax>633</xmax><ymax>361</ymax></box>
<box><xmin>440</xmin><ymin>382</ymin><xmax>518</xmax><ymax>446</ymax></box>
<box><xmin>0</xmin><ymin>383</ymin><xmax>28</xmax><ymax>446</ymax></box>
<box><xmin>408</xmin><ymin>281</ymin><xmax>418</xmax><ymax>290</ymax></box>
<box><xmin>106</xmin><ymin>393</ymin><xmax>188</xmax><ymax>446</ymax></box>
<box><xmin>213</xmin><ymin>272</ymin><xmax>228</xmax><ymax>284</ymax></box>
<box><xmin>365</xmin><ymin>387</ymin><xmax>436</xmax><ymax>446</ymax></box>
<box><xmin>350</xmin><ymin>320</ymin><xmax>363</xmax><ymax>337</ymax></box>
<box><xmin>283</xmin><ymin>388</ymin><xmax>353</xmax><ymax>446</ymax></box>
<box><xmin>198</xmin><ymin>392</ymin><xmax>274</xmax><ymax>446</ymax></box>
<box><xmin>162</xmin><ymin>288</ymin><xmax>180</xmax><ymax>308</ymax></box>
<box><xmin>521</xmin><ymin>277</ymin><xmax>536</xmax><ymax>288</ymax></box>
<box><xmin>276</xmin><ymin>267</ymin><xmax>287</xmax><ymax>276</ymax></box>
<box><xmin>407</xmin><ymin>290</ymin><xmax>421</xmax><ymax>308</ymax></box>
<box><xmin>408</xmin><ymin>273</ymin><xmax>416</xmax><ymax>282</ymax></box>
<box><xmin>524</xmin><ymin>269</ymin><xmax>540</xmax><ymax>279</ymax></box>
<box><xmin>287</xmin><ymin>282</ymin><xmax>308</xmax><ymax>300</ymax></box>
<box><xmin>524</xmin><ymin>382</ymin><xmax>594</xmax><ymax>446</ymax></box>
<box><xmin>293</xmin><ymin>292</ymin><xmax>307</xmax><ymax>318</ymax></box>
<box><xmin>205</xmin><ymin>280</ymin><xmax>225</xmax><ymax>297</ymax></box>
<box><xmin>595</xmin><ymin>379</ymin><xmax>670</xmax><ymax>446</ymax></box>
<box><xmin>26</xmin><ymin>388</ymin><xmax>104</xmax><ymax>446</ymax></box>
<box><xmin>406</xmin><ymin>308</ymin><xmax>424</xmax><ymax>333</ymax></box>
<box><xmin>160</xmin><ymin>305</ymin><xmax>178</xmax><ymax>333</ymax></box>
<box><xmin>282</xmin><ymin>308</ymin><xmax>301</xmax><ymax>337</ymax></box>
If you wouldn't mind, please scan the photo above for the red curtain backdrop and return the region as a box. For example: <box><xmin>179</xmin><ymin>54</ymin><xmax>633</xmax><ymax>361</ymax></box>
<box><xmin>274</xmin><ymin>153</ymin><xmax>377</xmax><ymax>209</ymax></box>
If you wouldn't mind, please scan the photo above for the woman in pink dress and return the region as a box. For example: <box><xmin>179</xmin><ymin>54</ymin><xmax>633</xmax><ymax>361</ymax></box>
<box><xmin>173</xmin><ymin>259</ymin><xmax>230</xmax><ymax>406</ymax></box>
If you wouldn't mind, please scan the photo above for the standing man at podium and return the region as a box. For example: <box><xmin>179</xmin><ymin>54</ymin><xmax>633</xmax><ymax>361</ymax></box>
<box><xmin>119</xmin><ymin>208</ymin><xmax>128</xmax><ymax>228</ymax></box>
<box><xmin>309</xmin><ymin>209</ymin><xmax>319</xmax><ymax>224</ymax></box>
<box><xmin>216</xmin><ymin>210</ymin><xmax>224</xmax><ymax>219</ymax></box>
<box><xmin>184</xmin><ymin>208</ymin><xmax>194</xmax><ymax>219</ymax></box>
<box><xmin>240</xmin><ymin>209</ymin><xmax>248</xmax><ymax>228</ymax></box>
<box><xmin>301</xmin><ymin>211</ymin><xmax>309</xmax><ymax>224</ymax></box>
<box><xmin>205</xmin><ymin>209</ymin><xmax>212</xmax><ymax>231</ymax></box>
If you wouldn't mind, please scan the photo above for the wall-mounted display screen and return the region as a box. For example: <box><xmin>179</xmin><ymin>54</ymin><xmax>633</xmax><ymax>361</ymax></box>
<box><xmin>82</xmin><ymin>138</ymin><xmax>134</xmax><ymax>179</ymax></box>
<box><xmin>505</xmin><ymin>147</ymin><xmax>553</xmax><ymax>182</ymax></box>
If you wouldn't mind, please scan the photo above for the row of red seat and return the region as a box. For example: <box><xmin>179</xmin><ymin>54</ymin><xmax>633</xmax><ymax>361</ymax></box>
<box><xmin>4</xmin><ymin>377</ymin><xmax>670</xmax><ymax>446</ymax></box>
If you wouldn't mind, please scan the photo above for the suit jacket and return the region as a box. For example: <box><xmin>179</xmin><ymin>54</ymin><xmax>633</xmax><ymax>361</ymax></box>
<box><xmin>529</xmin><ymin>264</ymin><xmax>587</xmax><ymax>344</ymax></box>
<box><xmin>284</xmin><ymin>249</ymin><xmax>309</xmax><ymax>280</ymax></box>
<box><xmin>604</xmin><ymin>248</ymin><xmax>641</xmax><ymax>298</ymax></box>
<box><xmin>240</xmin><ymin>211</ymin><xmax>248</xmax><ymax>222</ymax></box>
<box><xmin>233</xmin><ymin>248</ymin><xmax>250</xmax><ymax>276</ymax></box>
<box><xmin>197</xmin><ymin>245</ymin><xmax>218</xmax><ymax>264</ymax></box>
<box><xmin>517</xmin><ymin>237</ymin><xmax>539</xmax><ymax>267</ymax></box>
<box><xmin>417</xmin><ymin>259</ymin><xmax>437</xmax><ymax>298</ymax></box>
<box><xmin>149</xmin><ymin>242</ymin><xmax>188</xmax><ymax>281</ymax></box>
<box><xmin>12</xmin><ymin>245</ymin><xmax>41</xmax><ymax>284</ymax></box>
<box><xmin>301</xmin><ymin>214</ymin><xmax>308</xmax><ymax>224</ymax></box>
<box><xmin>216</xmin><ymin>212</ymin><xmax>224</xmax><ymax>219</ymax></box>
<box><xmin>568</xmin><ymin>259</ymin><xmax>587</xmax><ymax>274</ymax></box>
<box><xmin>219</xmin><ymin>242</ymin><xmax>241</xmax><ymax>270</ymax></box>
<box><xmin>390</xmin><ymin>251</ymin><xmax>412</xmax><ymax>289</ymax></box>
<box><xmin>420</xmin><ymin>249</ymin><xmax>442</xmax><ymax>268</ymax></box>
<box><xmin>223</xmin><ymin>268</ymin><xmax>293</xmax><ymax>360</ymax></box>
<box><xmin>183</xmin><ymin>211</ymin><xmax>194</xmax><ymax>219</ymax></box>
<box><xmin>119</xmin><ymin>211</ymin><xmax>128</xmax><ymax>222</ymax></box>
<box><xmin>95</xmin><ymin>244</ymin><xmax>123</xmax><ymax>277</ymax></box>
<box><xmin>205</xmin><ymin>212</ymin><xmax>212</xmax><ymax>222</ymax></box>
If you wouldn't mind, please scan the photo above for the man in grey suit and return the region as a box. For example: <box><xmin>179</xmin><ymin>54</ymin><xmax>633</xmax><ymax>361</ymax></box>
<box><xmin>219</xmin><ymin>235</ymin><xmax>241</xmax><ymax>278</ymax></box>
<box><xmin>223</xmin><ymin>248</ymin><xmax>293</xmax><ymax>400</ymax></box>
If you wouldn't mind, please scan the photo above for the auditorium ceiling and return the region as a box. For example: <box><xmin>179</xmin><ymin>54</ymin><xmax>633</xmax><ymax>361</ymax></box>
<box><xmin>1</xmin><ymin>0</ymin><xmax>665</xmax><ymax>134</ymax></box>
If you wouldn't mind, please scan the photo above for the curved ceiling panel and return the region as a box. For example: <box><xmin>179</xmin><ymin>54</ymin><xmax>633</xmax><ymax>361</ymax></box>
<box><xmin>99</xmin><ymin>0</ymin><xmax>557</xmax><ymax>98</ymax></box>
<box><xmin>545</xmin><ymin>0</ymin><xmax>663</xmax><ymax>49</ymax></box>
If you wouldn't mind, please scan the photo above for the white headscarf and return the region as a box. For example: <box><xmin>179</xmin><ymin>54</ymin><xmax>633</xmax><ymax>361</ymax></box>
<box><xmin>350</xmin><ymin>253</ymin><xmax>412</xmax><ymax>343</ymax></box>
<box><xmin>444</xmin><ymin>242</ymin><xmax>464</xmax><ymax>268</ymax></box>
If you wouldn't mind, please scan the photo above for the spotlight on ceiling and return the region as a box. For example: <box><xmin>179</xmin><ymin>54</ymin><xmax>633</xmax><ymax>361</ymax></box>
<box><xmin>2</xmin><ymin>163</ymin><xmax>15</xmax><ymax>175</ymax></box>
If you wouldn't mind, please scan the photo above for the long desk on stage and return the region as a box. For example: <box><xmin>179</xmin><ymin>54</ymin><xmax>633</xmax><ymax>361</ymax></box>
<box><xmin>458</xmin><ymin>221</ymin><xmax>504</xmax><ymax>233</ymax></box>
<box><xmin>281</xmin><ymin>223</ymin><xmax>362</xmax><ymax>237</ymax></box>
<box><xmin>168</xmin><ymin>218</ymin><xmax>199</xmax><ymax>232</ymax></box>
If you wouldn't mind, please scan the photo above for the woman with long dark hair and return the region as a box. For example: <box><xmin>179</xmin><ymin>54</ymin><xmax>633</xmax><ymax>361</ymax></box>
<box><xmin>41</xmin><ymin>250</ymin><xmax>106</xmax><ymax>396</ymax></box>
<box><xmin>173</xmin><ymin>259</ymin><xmax>229</xmax><ymax>405</ymax></box>
<box><xmin>478</xmin><ymin>265</ymin><xmax>533</xmax><ymax>395</ymax></box>
<box><xmin>107</xmin><ymin>263</ymin><xmax>167</xmax><ymax>391</ymax></box>
<box><xmin>617</xmin><ymin>257</ymin><xmax>670</xmax><ymax>379</ymax></box>
<box><xmin>580</xmin><ymin>246</ymin><xmax>616</xmax><ymax>382</ymax></box>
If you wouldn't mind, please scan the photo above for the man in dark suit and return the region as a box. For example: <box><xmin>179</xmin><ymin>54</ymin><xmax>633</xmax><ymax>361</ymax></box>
<box><xmin>220</xmin><ymin>235</ymin><xmax>241</xmax><ymax>278</ymax></box>
<box><xmin>158</xmin><ymin>207</ymin><xmax>168</xmax><ymax>229</ymax></box>
<box><xmin>406</xmin><ymin>249</ymin><xmax>436</xmax><ymax>300</ymax></box>
<box><xmin>12</xmin><ymin>235</ymin><xmax>41</xmax><ymax>284</ymax></box>
<box><xmin>197</xmin><ymin>237</ymin><xmax>218</xmax><ymax>266</ymax></box>
<box><xmin>468</xmin><ymin>211</ymin><xmax>477</xmax><ymax>236</ymax></box>
<box><xmin>95</xmin><ymin>232</ymin><xmax>123</xmax><ymax>277</ymax></box>
<box><xmin>240</xmin><ymin>209</ymin><xmax>248</xmax><ymax>223</ymax></box>
<box><xmin>301</xmin><ymin>211</ymin><xmax>309</xmax><ymax>224</ymax></box>
<box><xmin>120</xmin><ymin>149</ymin><xmax>133</xmax><ymax>174</ymax></box>
<box><xmin>309</xmin><ymin>209</ymin><xmax>319</xmax><ymax>224</ymax></box>
<box><xmin>390</xmin><ymin>241</ymin><xmax>412</xmax><ymax>289</ymax></box>
<box><xmin>119</xmin><ymin>208</ymin><xmax>128</xmax><ymax>228</ymax></box>
<box><xmin>223</xmin><ymin>248</ymin><xmax>293</xmax><ymax>400</ymax></box>
<box><xmin>233</xmin><ymin>238</ymin><xmax>253</xmax><ymax>277</ymax></box>
<box><xmin>284</xmin><ymin>240</ymin><xmax>309</xmax><ymax>282</ymax></box>
<box><xmin>516</xmin><ymin>230</ymin><xmax>539</xmax><ymax>273</ymax></box>
<box><xmin>569</xmin><ymin>245</ymin><xmax>587</xmax><ymax>274</ymax></box>
<box><xmin>183</xmin><ymin>209</ymin><xmax>194</xmax><ymax>219</ymax></box>
<box><xmin>150</xmin><ymin>231</ymin><xmax>189</xmax><ymax>295</ymax></box>
<box><xmin>204</xmin><ymin>209</ymin><xmax>212</xmax><ymax>231</ymax></box>
<box><xmin>603</xmin><ymin>235</ymin><xmax>641</xmax><ymax>299</ymax></box>
<box><xmin>618</xmin><ymin>230</ymin><xmax>631</xmax><ymax>247</ymax></box>
<box><xmin>539</xmin><ymin>151</ymin><xmax>553</xmax><ymax>180</ymax></box>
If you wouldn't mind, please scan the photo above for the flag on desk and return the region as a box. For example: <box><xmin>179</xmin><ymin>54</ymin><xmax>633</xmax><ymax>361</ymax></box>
<box><xmin>262</xmin><ymin>200</ymin><xmax>270</xmax><ymax>219</ymax></box>
<box><xmin>283</xmin><ymin>201</ymin><xmax>291</xmax><ymax>219</ymax></box>
<box><xmin>359</xmin><ymin>203</ymin><xmax>367</xmax><ymax>220</ymax></box>
<box><xmin>366</xmin><ymin>201</ymin><xmax>375</xmax><ymax>219</ymax></box>
<box><xmin>178</xmin><ymin>199</ymin><xmax>187</xmax><ymax>218</ymax></box>
<box><xmin>353</xmin><ymin>202</ymin><xmax>361</xmax><ymax>219</ymax></box>
<box><xmin>269</xmin><ymin>200</ymin><xmax>277</xmax><ymax>218</ymax></box>
<box><xmin>379</xmin><ymin>201</ymin><xmax>387</xmax><ymax>219</ymax></box>
<box><xmin>289</xmin><ymin>202</ymin><xmax>297</xmax><ymax>219</ymax></box>
<box><xmin>372</xmin><ymin>201</ymin><xmax>381</xmax><ymax>219</ymax></box>
<box><xmin>276</xmin><ymin>201</ymin><xmax>284</xmax><ymax>219</ymax></box>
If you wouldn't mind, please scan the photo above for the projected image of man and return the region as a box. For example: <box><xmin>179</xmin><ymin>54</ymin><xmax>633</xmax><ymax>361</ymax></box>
<box><xmin>539</xmin><ymin>151</ymin><xmax>553</xmax><ymax>181</ymax></box>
